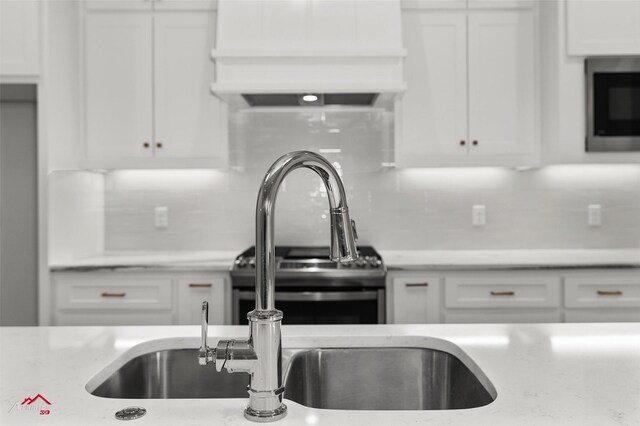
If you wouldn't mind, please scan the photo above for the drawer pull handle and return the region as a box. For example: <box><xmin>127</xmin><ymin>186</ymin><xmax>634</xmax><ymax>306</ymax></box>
<box><xmin>405</xmin><ymin>282</ymin><xmax>428</xmax><ymax>287</ymax></box>
<box><xmin>189</xmin><ymin>283</ymin><xmax>213</xmax><ymax>288</ymax></box>
<box><xmin>101</xmin><ymin>292</ymin><xmax>126</xmax><ymax>298</ymax></box>
<box><xmin>597</xmin><ymin>290</ymin><xmax>623</xmax><ymax>296</ymax></box>
<box><xmin>490</xmin><ymin>291</ymin><xmax>515</xmax><ymax>296</ymax></box>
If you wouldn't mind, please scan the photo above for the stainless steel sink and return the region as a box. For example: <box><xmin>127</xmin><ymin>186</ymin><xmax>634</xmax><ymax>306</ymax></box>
<box><xmin>90</xmin><ymin>349</ymin><xmax>249</xmax><ymax>399</ymax></box>
<box><xmin>283</xmin><ymin>348</ymin><xmax>495</xmax><ymax>410</ymax></box>
<box><xmin>89</xmin><ymin>346</ymin><xmax>495</xmax><ymax>410</ymax></box>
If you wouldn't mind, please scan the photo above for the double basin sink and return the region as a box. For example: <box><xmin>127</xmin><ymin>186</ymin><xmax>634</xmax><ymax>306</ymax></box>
<box><xmin>88</xmin><ymin>343</ymin><xmax>495</xmax><ymax>411</ymax></box>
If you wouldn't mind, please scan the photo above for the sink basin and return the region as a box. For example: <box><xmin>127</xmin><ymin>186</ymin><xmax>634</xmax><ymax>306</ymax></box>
<box><xmin>88</xmin><ymin>343</ymin><xmax>495</xmax><ymax>410</ymax></box>
<box><xmin>283</xmin><ymin>348</ymin><xmax>495</xmax><ymax>410</ymax></box>
<box><xmin>90</xmin><ymin>349</ymin><xmax>249</xmax><ymax>399</ymax></box>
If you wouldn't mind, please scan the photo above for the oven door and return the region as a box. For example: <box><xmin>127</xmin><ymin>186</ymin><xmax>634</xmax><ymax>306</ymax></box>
<box><xmin>233</xmin><ymin>289</ymin><xmax>385</xmax><ymax>325</ymax></box>
<box><xmin>587</xmin><ymin>58</ymin><xmax>640</xmax><ymax>151</ymax></box>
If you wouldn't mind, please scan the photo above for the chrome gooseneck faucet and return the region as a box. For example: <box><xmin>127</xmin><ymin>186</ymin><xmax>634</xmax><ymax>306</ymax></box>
<box><xmin>199</xmin><ymin>151</ymin><xmax>358</xmax><ymax>422</ymax></box>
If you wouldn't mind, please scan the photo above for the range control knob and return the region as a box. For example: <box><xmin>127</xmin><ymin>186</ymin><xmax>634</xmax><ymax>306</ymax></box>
<box><xmin>248</xmin><ymin>258</ymin><xmax>256</xmax><ymax>268</ymax></box>
<box><xmin>355</xmin><ymin>258</ymin><xmax>367</xmax><ymax>268</ymax></box>
<box><xmin>234</xmin><ymin>258</ymin><xmax>248</xmax><ymax>268</ymax></box>
<box><xmin>367</xmin><ymin>257</ymin><xmax>382</xmax><ymax>268</ymax></box>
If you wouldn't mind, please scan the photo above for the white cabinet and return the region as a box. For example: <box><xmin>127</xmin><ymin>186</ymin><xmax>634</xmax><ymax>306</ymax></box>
<box><xmin>52</xmin><ymin>270</ymin><xmax>231</xmax><ymax>326</ymax></box>
<box><xmin>387</xmin><ymin>269</ymin><xmax>640</xmax><ymax>324</ymax></box>
<box><xmin>567</xmin><ymin>0</ymin><xmax>640</xmax><ymax>56</ymax></box>
<box><xmin>84</xmin><ymin>6</ymin><xmax>227</xmax><ymax>169</ymax></box>
<box><xmin>563</xmin><ymin>274</ymin><xmax>640</xmax><ymax>322</ymax></box>
<box><xmin>397</xmin><ymin>6</ymin><xmax>538</xmax><ymax>167</ymax></box>
<box><xmin>53</xmin><ymin>271</ymin><xmax>174</xmax><ymax>326</ymax></box>
<box><xmin>442</xmin><ymin>273</ymin><xmax>561</xmax><ymax>324</ymax></box>
<box><xmin>176</xmin><ymin>275</ymin><xmax>228</xmax><ymax>325</ymax></box>
<box><xmin>0</xmin><ymin>1</ymin><xmax>40</xmax><ymax>77</ymax></box>
<box><xmin>388</xmin><ymin>274</ymin><xmax>441</xmax><ymax>324</ymax></box>
<box><xmin>85</xmin><ymin>13</ymin><xmax>153</xmax><ymax>162</ymax></box>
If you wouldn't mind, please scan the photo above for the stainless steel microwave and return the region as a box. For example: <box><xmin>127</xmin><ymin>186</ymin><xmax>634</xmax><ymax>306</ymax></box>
<box><xmin>586</xmin><ymin>58</ymin><xmax>640</xmax><ymax>152</ymax></box>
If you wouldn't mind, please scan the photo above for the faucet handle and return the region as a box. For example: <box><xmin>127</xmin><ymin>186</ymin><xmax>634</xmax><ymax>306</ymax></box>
<box><xmin>199</xmin><ymin>301</ymin><xmax>214</xmax><ymax>365</ymax></box>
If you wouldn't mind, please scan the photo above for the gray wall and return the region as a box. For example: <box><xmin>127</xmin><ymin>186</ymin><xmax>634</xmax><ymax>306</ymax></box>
<box><xmin>0</xmin><ymin>84</ymin><xmax>38</xmax><ymax>326</ymax></box>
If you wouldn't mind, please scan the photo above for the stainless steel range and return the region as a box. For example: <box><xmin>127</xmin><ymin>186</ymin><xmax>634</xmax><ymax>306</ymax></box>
<box><xmin>230</xmin><ymin>246</ymin><xmax>386</xmax><ymax>325</ymax></box>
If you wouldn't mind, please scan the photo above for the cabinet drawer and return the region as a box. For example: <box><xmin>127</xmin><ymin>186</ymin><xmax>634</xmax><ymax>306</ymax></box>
<box><xmin>444</xmin><ymin>275</ymin><xmax>560</xmax><ymax>309</ymax></box>
<box><xmin>565</xmin><ymin>276</ymin><xmax>640</xmax><ymax>308</ymax></box>
<box><xmin>55</xmin><ymin>274</ymin><xmax>172</xmax><ymax>310</ymax></box>
<box><xmin>444</xmin><ymin>310</ymin><xmax>560</xmax><ymax>324</ymax></box>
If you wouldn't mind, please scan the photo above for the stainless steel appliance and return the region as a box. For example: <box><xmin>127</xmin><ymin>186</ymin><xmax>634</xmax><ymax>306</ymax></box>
<box><xmin>586</xmin><ymin>57</ymin><xmax>640</xmax><ymax>152</ymax></box>
<box><xmin>230</xmin><ymin>246</ymin><xmax>386</xmax><ymax>325</ymax></box>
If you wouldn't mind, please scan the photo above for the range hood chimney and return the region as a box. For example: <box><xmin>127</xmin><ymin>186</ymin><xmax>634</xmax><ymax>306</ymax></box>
<box><xmin>211</xmin><ymin>0</ymin><xmax>406</xmax><ymax>109</ymax></box>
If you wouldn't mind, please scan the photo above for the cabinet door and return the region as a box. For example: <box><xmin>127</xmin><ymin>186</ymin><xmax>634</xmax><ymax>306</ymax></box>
<box><xmin>154</xmin><ymin>12</ymin><xmax>227</xmax><ymax>166</ymax></box>
<box><xmin>0</xmin><ymin>1</ymin><xmax>39</xmax><ymax>76</ymax></box>
<box><xmin>567</xmin><ymin>0</ymin><xmax>640</xmax><ymax>56</ymax></box>
<box><xmin>467</xmin><ymin>11</ymin><xmax>535</xmax><ymax>157</ymax></box>
<box><xmin>390</xmin><ymin>275</ymin><xmax>440</xmax><ymax>324</ymax></box>
<box><xmin>85</xmin><ymin>13</ymin><xmax>153</xmax><ymax>161</ymax></box>
<box><xmin>177</xmin><ymin>276</ymin><xmax>227</xmax><ymax>325</ymax></box>
<box><xmin>397</xmin><ymin>12</ymin><xmax>468</xmax><ymax>167</ymax></box>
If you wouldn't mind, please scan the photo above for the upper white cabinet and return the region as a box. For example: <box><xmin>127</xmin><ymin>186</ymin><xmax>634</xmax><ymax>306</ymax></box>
<box><xmin>0</xmin><ymin>1</ymin><xmax>40</xmax><ymax>77</ymax></box>
<box><xmin>567</xmin><ymin>0</ymin><xmax>640</xmax><ymax>56</ymax></box>
<box><xmin>397</xmin><ymin>4</ymin><xmax>538</xmax><ymax>167</ymax></box>
<box><xmin>84</xmin><ymin>3</ymin><xmax>227</xmax><ymax>169</ymax></box>
<box><xmin>85</xmin><ymin>13</ymin><xmax>153</xmax><ymax>162</ymax></box>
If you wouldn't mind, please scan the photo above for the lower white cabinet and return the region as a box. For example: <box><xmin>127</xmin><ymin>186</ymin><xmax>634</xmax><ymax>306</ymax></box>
<box><xmin>51</xmin><ymin>270</ymin><xmax>230</xmax><ymax>326</ymax></box>
<box><xmin>177</xmin><ymin>275</ymin><xmax>227</xmax><ymax>325</ymax></box>
<box><xmin>443</xmin><ymin>273</ymin><xmax>561</xmax><ymax>324</ymax></box>
<box><xmin>563</xmin><ymin>274</ymin><xmax>640</xmax><ymax>322</ymax></box>
<box><xmin>386</xmin><ymin>269</ymin><xmax>639</xmax><ymax>324</ymax></box>
<box><xmin>388</xmin><ymin>274</ymin><xmax>440</xmax><ymax>324</ymax></box>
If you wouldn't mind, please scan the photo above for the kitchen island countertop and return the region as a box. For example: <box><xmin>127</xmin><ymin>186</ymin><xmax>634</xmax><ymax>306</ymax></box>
<box><xmin>1</xmin><ymin>323</ymin><xmax>639</xmax><ymax>426</ymax></box>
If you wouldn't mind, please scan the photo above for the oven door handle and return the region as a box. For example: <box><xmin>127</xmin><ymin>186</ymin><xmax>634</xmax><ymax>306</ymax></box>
<box><xmin>235</xmin><ymin>290</ymin><xmax>378</xmax><ymax>302</ymax></box>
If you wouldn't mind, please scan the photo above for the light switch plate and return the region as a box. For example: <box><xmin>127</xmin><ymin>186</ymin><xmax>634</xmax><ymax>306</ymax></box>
<box><xmin>588</xmin><ymin>204</ymin><xmax>602</xmax><ymax>227</ymax></box>
<box><xmin>155</xmin><ymin>206</ymin><xmax>169</xmax><ymax>229</ymax></box>
<box><xmin>472</xmin><ymin>205</ymin><xmax>486</xmax><ymax>227</ymax></box>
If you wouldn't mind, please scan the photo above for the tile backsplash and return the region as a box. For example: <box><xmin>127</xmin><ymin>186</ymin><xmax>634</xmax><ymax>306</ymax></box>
<box><xmin>87</xmin><ymin>109</ymin><xmax>640</xmax><ymax>252</ymax></box>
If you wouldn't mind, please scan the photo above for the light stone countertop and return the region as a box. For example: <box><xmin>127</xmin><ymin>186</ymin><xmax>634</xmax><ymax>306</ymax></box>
<box><xmin>49</xmin><ymin>249</ymin><xmax>640</xmax><ymax>272</ymax></box>
<box><xmin>49</xmin><ymin>251</ymin><xmax>238</xmax><ymax>272</ymax></box>
<box><xmin>1</xmin><ymin>323</ymin><xmax>639</xmax><ymax>425</ymax></box>
<box><xmin>379</xmin><ymin>249</ymin><xmax>640</xmax><ymax>270</ymax></box>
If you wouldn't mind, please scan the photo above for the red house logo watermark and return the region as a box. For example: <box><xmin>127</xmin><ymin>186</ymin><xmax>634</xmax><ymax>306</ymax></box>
<box><xmin>8</xmin><ymin>393</ymin><xmax>52</xmax><ymax>415</ymax></box>
<box><xmin>21</xmin><ymin>394</ymin><xmax>51</xmax><ymax>406</ymax></box>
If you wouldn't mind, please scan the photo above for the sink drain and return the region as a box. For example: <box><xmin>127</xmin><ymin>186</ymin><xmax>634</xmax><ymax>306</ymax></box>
<box><xmin>115</xmin><ymin>407</ymin><xmax>146</xmax><ymax>421</ymax></box>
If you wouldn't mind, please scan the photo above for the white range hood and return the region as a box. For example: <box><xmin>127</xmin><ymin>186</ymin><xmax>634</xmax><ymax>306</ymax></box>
<box><xmin>211</xmin><ymin>0</ymin><xmax>406</xmax><ymax>108</ymax></box>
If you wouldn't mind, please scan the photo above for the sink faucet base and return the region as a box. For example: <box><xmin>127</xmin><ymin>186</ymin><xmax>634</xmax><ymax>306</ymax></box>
<box><xmin>244</xmin><ymin>404</ymin><xmax>288</xmax><ymax>423</ymax></box>
<box><xmin>245</xmin><ymin>309</ymin><xmax>287</xmax><ymax>421</ymax></box>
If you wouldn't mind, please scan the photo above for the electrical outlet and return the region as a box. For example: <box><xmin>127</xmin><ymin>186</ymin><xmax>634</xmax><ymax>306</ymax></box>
<box><xmin>155</xmin><ymin>206</ymin><xmax>169</xmax><ymax>229</ymax></box>
<box><xmin>472</xmin><ymin>205</ymin><xmax>486</xmax><ymax>227</ymax></box>
<box><xmin>588</xmin><ymin>204</ymin><xmax>602</xmax><ymax>227</ymax></box>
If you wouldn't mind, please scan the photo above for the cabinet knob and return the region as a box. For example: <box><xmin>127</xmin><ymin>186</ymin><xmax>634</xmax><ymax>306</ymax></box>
<box><xmin>459</xmin><ymin>140</ymin><xmax>466</xmax><ymax>146</ymax></box>
<box><xmin>472</xmin><ymin>140</ymin><xmax>478</xmax><ymax>146</ymax></box>
<box><xmin>143</xmin><ymin>142</ymin><xmax>150</xmax><ymax>148</ymax></box>
<box><xmin>156</xmin><ymin>142</ymin><xmax>163</xmax><ymax>148</ymax></box>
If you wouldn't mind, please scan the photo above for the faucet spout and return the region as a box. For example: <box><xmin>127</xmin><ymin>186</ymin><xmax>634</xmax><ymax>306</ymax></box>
<box><xmin>255</xmin><ymin>151</ymin><xmax>358</xmax><ymax>311</ymax></box>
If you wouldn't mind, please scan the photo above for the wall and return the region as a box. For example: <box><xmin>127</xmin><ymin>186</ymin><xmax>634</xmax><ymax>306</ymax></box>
<box><xmin>97</xmin><ymin>109</ymin><xmax>640</xmax><ymax>252</ymax></box>
<box><xmin>1</xmin><ymin>85</ymin><xmax>38</xmax><ymax>325</ymax></box>
<box><xmin>48</xmin><ymin>170</ymin><xmax>105</xmax><ymax>263</ymax></box>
